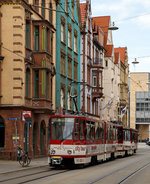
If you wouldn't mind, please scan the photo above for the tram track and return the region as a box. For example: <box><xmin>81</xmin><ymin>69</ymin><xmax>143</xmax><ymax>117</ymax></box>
<box><xmin>118</xmin><ymin>161</ymin><xmax>150</xmax><ymax>184</ymax></box>
<box><xmin>0</xmin><ymin>168</ymin><xmax>70</xmax><ymax>184</ymax></box>
<box><xmin>88</xmin><ymin>155</ymin><xmax>150</xmax><ymax>184</ymax></box>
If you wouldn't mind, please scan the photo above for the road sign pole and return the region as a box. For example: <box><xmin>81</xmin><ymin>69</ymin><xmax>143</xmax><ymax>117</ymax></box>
<box><xmin>15</xmin><ymin>119</ymin><xmax>17</xmax><ymax>160</ymax></box>
<box><xmin>25</xmin><ymin>117</ymin><xmax>32</xmax><ymax>155</ymax></box>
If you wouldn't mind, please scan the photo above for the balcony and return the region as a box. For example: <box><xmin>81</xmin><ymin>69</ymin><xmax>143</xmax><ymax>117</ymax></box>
<box><xmin>91</xmin><ymin>58</ymin><xmax>103</xmax><ymax>68</ymax></box>
<box><xmin>92</xmin><ymin>86</ymin><xmax>103</xmax><ymax>100</ymax></box>
<box><xmin>32</xmin><ymin>98</ymin><xmax>53</xmax><ymax>111</ymax></box>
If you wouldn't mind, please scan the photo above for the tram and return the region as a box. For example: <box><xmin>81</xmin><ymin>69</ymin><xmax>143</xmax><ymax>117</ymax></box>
<box><xmin>48</xmin><ymin>114</ymin><xmax>138</xmax><ymax>167</ymax></box>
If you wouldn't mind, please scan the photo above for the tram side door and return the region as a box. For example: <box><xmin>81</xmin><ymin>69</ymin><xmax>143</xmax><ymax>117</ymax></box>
<box><xmin>118</xmin><ymin>127</ymin><xmax>123</xmax><ymax>144</ymax></box>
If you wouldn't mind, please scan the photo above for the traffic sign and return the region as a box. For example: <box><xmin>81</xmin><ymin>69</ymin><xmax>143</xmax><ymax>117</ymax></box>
<box><xmin>8</xmin><ymin>118</ymin><xmax>17</xmax><ymax>120</ymax></box>
<box><xmin>22</xmin><ymin>111</ymin><xmax>32</xmax><ymax>121</ymax></box>
<box><xmin>12</xmin><ymin>135</ymin><xmax>19</xmax><ymax>140</ymax></box>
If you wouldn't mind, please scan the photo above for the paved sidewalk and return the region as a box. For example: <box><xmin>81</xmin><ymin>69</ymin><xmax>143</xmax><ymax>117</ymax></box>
<box><xmin>0</xmin><ymin>156</ymin><xmax>48</xmax><ymax>175</ymax></box>
<box><xmin>138</xmin><ymin>142</ymin><xmax>150</xmax><ymax>148</ymax></box>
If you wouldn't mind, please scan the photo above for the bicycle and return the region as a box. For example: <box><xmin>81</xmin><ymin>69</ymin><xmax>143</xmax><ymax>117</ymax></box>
<box><xmin>17</xmin><ymin>146</ymin><xmax>31</xmax><ymax>167</ymax></box>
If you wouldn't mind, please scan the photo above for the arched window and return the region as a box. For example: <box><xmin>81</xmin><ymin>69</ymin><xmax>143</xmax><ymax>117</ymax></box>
<box><xmin>0</xmin><ymin>117</ymin><xmax>5</xmax><ymax>148</ymax></box>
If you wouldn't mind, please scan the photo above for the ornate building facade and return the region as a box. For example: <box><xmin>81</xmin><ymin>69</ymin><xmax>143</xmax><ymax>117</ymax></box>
<box><xmin>55</xmin><ymin>0</ymin><xmax>81</xmax><ymax>113</ymax></box>
<box><xmin>0</xmin><ymin>0</ymin><xmax>56</xmax><ymax>159</ymax></box>
<box><xmin>114</xmin><ymin>47</ymin><xmax>129</xmax><ymax>126</ymax></box>
<box><xmin>80</xmin><ymin>0</ymin><xmax>104</xmax><ymax>118</ymax></box>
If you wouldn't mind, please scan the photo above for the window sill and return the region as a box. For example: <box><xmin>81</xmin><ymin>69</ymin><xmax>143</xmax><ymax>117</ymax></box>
<box><xmin>25</xmin><ymin>97</ymin><xmax>32</xmax><ymax>100</ymax></box>
<box><xmin>68</xmin><ymin>47</ymin><xmax>72</xmax><ymax>51</ymax></box>
<box><xmin>74</xmin><ymin>51</ymin><xmax>78</xmax><ymax>55</ymax></box>
<box><xmin>61</xmin><ymin>41</ymin><xmax>66</xmax><ymax>46</ymax></box>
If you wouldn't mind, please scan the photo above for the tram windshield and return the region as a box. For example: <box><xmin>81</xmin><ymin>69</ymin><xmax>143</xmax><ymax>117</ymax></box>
<box><xmin>51</xmin><ymin>117</ymin><xmax>75</xmax><ymax>140</ymax></box>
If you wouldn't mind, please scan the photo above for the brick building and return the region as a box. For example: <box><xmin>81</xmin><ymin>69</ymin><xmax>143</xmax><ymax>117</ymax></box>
<box><xmin>0</xmin><ymin>0</ymin><xmax>56</xmax><ymax>159</ymax></box>
<box><xmin>80</xmin><ymin>0</ymin><xmax>104</xmax><ymax>118</ymax></box>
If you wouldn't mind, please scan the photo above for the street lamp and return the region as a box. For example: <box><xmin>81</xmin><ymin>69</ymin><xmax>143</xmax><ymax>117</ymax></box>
<box><xmin>132</xmin><ymin>58</ymin><xmax>139</xmax><ymax>71</ymax></box>
<box><xmin>108</xmin><ymin>22</ymin><xmax>119</xmax><ymax>30</ymax></box>
<box><xmin>132</xmin><ymin>58</ymin><xmax>139</xmax><ymax>64</ymax></box>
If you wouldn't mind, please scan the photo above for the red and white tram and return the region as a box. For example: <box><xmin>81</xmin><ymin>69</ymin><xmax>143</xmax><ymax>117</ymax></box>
<box><xmin>48</xmin><ymin>114</ymin><xmax>138</xmax><ymax>167</ymax></box>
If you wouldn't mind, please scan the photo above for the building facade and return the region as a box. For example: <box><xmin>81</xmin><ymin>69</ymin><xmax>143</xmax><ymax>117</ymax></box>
<box><xmin>0</xmin><ymin>0</ymin><xmax>56</xmax><ymax>159</ymax></box>
<box><xmin>92</xmin><ymin>16</ymin><xmax>119</xmax><ymax>121</ymax></box>
<box><xmin>55</xmin><ymin>0</ymin><xmax>81</xmax><ymax>113</ymax></box>
<box><xmin>130</xmin><ymin>72</ymin><xmax>150</xmax><ymax>141</ymax></box>
<box><xmin>114</xmin><ymin>47</ymin><xmax>129</xmax><ymax>126</ymax></box>
<box><xmin>80</xmin><ymin>0</ymin><xmax>104</xmax><ymax>118</ymax></box>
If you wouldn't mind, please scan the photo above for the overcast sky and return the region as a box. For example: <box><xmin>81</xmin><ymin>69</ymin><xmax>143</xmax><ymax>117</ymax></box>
<box><xmin>81</xmin><ymin>0</ymin><xmax>150</xmax><ymax>73</ymax></box>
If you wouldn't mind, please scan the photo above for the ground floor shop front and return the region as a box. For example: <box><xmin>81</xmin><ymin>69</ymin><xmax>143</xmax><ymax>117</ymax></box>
<box><xmin>136</xmin><ymin>124</ymin><xmax>150</xmax><ymax>142</ymax></box>
<box><xmin>0</xmin><ymin>107</ymin><xmax>52</xmax><ymax>160</ymax></box>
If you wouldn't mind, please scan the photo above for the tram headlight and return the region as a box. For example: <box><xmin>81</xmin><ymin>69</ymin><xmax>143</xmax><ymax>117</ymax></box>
<box><xmin>51</xmin><ymin>149</ymin><xmax>56</xmax><ymax>155</ymax></box>
<box><xmin>67</xmin><ymin>150</ymin><xmax>72</xmax><ymax>155</ymax></box>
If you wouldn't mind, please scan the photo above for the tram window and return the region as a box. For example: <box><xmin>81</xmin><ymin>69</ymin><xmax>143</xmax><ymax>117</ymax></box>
<box><xmin>127</xmin><ymin>130</ymin><xmax>130</xmax><ymax>141</ymax></box>
<box><xmin>116</xmin><ymin>128</ymin><xmax>118</xmax><ymax>140</ymax></box>
<box><xmin>110</xmin><ymin>126</ymin><xmax>113</xmax><ymax>140</ymax></box>
<box><xmin>80</xmin><ymin>119</ymin><xmax>85</xmax><ymax>140</ymax></box>
<box><xmin>118</xmin><ymin>127</ymin><xmax>123</xmax><ymax>141</ymax></box>
<box><xmin>107</xmin><ymin>125</ymin><xmax>110</xmax><ymax>140</ymax></box>
<box><xmin>113</xmin><ymin>126</ymin><xmax>116</xmax><ymax>140</ymax></box>
<box><xmin>123</xmin><ymin>130</ymin><xmax>126</xmax><ymax>141</ymax></box>
<box><xmin>51</xmin><ymin>118</ymin><xmax>74</xmax><ymax>140</ymax></box>
<box><xmin>74</xmin><ymin>118</ymin><xmax>79</xmax><ymax>140</ymax></box>
<box><xmin>106</xmin><ymin>125</ymin><xmax>108</xmax><ymax>140</ymax></box>
<box><xmin>86</xmin><ymin>121</ymin><xmax>91</xmax><ymax>140</ymax></box>
<box><xmin>91</xmin><ymin>122</ymin><xmax>95</xmax><ymax>140</ymax></box>
<box><xmin>51</xmin><ymin>119</ymin><xmax>63</xmax><ymax>140</ymax></box>
<box><xmin>95</xmin><ymin>122</ymin><xmax>99</xmax><ymax>140</ymax></box>
<box><xmin>132</xmin><ymin>131</ymin><xmax>137</xmax><ymax>141</ymax></box>
<box><xmin>99</xmin><ymin>123</ymin><xmax>103</xmax><ymax>140</ymax></box>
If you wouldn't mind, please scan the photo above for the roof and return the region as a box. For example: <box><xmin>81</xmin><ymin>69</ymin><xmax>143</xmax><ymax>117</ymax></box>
<box><xmin>105</xmin><ymin>45</ymin><xmax>113</xmax><ymax>57</ymax></box>
<box><xmin>92</xmin><ymin>16</ymin><xmax>110</xmax><ymax>46</ymax></box>
<box><xmin>80</xmin><ymin>3</ymin><xmax>87</xmax><ymax>26</ymax></box>
<box><xmin>114</xmin><ymin>52</ymin><xmax>119</xmax><ymax>64</ymax></box>
<box><xmin>114</xmin><ymin>47</ymin><xmax>127</xmax><ymax>63</ymax></box>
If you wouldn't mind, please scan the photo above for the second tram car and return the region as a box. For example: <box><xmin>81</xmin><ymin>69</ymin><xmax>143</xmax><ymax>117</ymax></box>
<box><xmin>48</xmin><ymin>114</ymin><xmax>138</xmax><ymax>167</ymax></box>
